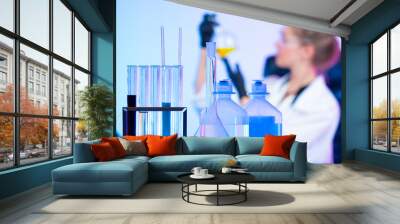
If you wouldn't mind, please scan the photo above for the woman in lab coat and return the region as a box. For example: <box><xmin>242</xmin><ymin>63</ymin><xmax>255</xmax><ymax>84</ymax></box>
<box><xmin>268</xmin><ymin>27</ymin><xmax>340</xmax><ymax>164</ymax></box>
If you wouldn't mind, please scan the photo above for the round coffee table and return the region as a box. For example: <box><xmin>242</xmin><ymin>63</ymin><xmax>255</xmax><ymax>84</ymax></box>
<box><xmin>177</xmin><ymin>173</ymin><xmax>255</xmax><ymax>206</ymax></box>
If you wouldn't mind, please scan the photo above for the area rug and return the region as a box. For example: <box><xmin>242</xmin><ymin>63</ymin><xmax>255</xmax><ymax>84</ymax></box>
<box><xmin>37</xmin><ymin>183</ymin><xmax>361</xmax><ymax>214</ymax></box>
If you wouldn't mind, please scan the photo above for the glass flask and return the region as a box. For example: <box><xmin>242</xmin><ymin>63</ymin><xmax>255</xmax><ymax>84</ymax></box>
<box><xmin>245</xmin><ymin>80</ymin><xmax>282</xmax><ymax>137</ymax></box>
<box><xmin>195</xmin><ymin>102</ymin><xmax>229</xmax><ymax>137</ymax></box>
<box><xmin>214</xmin><ymin>80</ymin><xmax>249</xmax><ymax>136</ymax></box>
<box><xmin>216</xmin><ymin>29</ymin><xmax>236</xmax><ymax>58</ymax></box>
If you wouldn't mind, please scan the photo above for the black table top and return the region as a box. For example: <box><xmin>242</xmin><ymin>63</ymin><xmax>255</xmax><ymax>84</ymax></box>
<box><xmin>177</xmin><ymin>172</ymin><xmax>255</xmax><ymax>185</ymax></box>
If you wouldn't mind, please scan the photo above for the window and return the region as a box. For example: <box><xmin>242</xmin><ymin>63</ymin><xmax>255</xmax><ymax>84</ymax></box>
<box><xmin>28</xmin><ymin>81</ymin><xmax>34</xmax><ymax>94</ymax></box>
<box><xmin>28</xmin><ymin>67</ymin><xmax>34</xmax><ymax>80</ymax></box>
<box><xmin>53</xmin><ymin>0</ymin><xmax>72</xmax><ymax>60</ymax></box>
<box><xmin>370</xmin><ymin>23</ymin><xmax>400</xmax><ymax>154</ymax></box>
<box><xmin>20</xmin><ymin>0</ymin><xmax>49</xmax><ymax>49</ymax></box>
<box><xmin>0</xmin><ymin>55</ymin><xmax>7</xmax><ymax>67</ymax></box>
<box><xmin>35</xmin><ymin>84</ymin><xmax>40</xmax><ymax>95</ymax></box>
<box><xmin>0</xmin><ymin>0</ymin><xmax>91</xmax><ymax>170</ymax></box>
<box><xmin>0</xmin><ymin>0</ymin><xmax>14</xmax><ymax>32</ymax></box>
<box><xmin>53</xmin><ymin>119</ymin><xmax>72</xmax><ymax>158</ymax></box>
<box><xmin>0</xmin><ymin>34</ymin><xmax>14</xmax><ymax>113</ymax></box>
<box><xmin>74</xmin><ymin>18</ymin><xmax>90</xmax><ymax>70</ymax></box>
<box><xmin>53</xmin><ymin>59</ymin><xmax>72</xmax><ymax>117</ymax></box>
<box><xmin>0</xmin><ymin>71</ymin><xmax>6</xmax><ymax>85</ymax></box>
<box><xmin>35</xmin><ymin>70</ymin><xmax>40</xmax><ymax>81</ymax></box>
<box><xmin>42</xmin><ymin>85</ymin><xmax>46</xmax><ymax>97</ymax></box>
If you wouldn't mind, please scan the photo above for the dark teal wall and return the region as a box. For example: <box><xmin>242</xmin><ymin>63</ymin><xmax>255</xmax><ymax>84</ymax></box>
<box><xmin>345</xmin><ymin>0</ymin><xmax>400</xmax><ymax>171</ymax></box>
<box><xmin>0</xmin><ymin>158</ymin><xmax>72</xmax><ymax>199</ymax></box>
<box><xmin>92</xmin><ymin>32</ymin><xmax>114</xmax><ymax>88</ymax></box>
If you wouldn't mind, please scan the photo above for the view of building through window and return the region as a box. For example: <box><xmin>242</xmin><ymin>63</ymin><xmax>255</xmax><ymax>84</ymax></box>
<box><xmin>371</xmin><ymin>23</ymin><xmax>400</xmax><ymax>153</ymax></box>
<box><xmin>0</xmin><ymin>0</ymin><xmax>90</xmax><ymax>170</ymax></box>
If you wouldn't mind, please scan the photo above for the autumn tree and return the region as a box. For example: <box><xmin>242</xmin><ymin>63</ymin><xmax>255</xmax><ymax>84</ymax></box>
<box><xmin>372</xmin><ymin>99</ymin><xmax>400</xmax><ymax>144</ymax></box>
<box><xmin>0</xmin><ymin>84</ymin><xmax>60</xmax><ymax>153</ymax></box>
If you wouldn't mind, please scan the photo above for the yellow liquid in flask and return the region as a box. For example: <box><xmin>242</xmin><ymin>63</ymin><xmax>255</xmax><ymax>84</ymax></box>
<box><xmin>216</xmin><ymin>47</ymin><xmax>235</xmax><ymax>58</ymax></box>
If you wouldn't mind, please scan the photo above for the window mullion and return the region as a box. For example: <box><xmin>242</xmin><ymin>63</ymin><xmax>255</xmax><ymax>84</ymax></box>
<box><xmin>13</xmin><ymin>0</ymin><xmax>20</xmax><ymax>167</ymax></box>
<box><xmin>388</xmin><ymin>30</ymin><xmax>391</xmax><ymax>153</ymax></box>
<box><xmin>71</xmin><ymin>10</ymin><xmax>76</xmax><ymax>156</ymax></box>
<box><xmin>48</xmin><ymin>0</ymin><xmax>54</xmax><ymax>160</ymax></box>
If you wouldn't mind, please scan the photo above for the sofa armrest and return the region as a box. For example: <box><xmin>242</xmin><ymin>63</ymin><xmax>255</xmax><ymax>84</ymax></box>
<box><xmin>73</xmin><ymin>140</ymin><xmax>100</xmax><ymax>163</ymax></box>
<box><xmin>289</xmin><ymin>141</ymin><xmax>307</xmax><ymax>181</ymax></box>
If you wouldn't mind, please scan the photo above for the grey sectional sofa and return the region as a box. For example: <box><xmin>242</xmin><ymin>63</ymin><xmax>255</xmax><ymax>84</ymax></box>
<box><xmin>52</xmin><ymin>137</ymin><xmax>307</xmax><ymax>196</ymax></box>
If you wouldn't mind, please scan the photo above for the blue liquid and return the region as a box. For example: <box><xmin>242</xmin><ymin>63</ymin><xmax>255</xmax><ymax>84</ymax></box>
<box><xmin>249</xmin><ymin>116</ymin><xmax>281</xmax><ymax>137</ymax></box>
<box><xmin>162</xmin><ymin>102</ymin><xmax>171</xmax><ymax>136</ymax></box>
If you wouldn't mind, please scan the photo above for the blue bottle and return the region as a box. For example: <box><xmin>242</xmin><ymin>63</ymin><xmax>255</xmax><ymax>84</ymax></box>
<box><xmin>214</xmin><ymin>80</ymin><xmax>249</xmax><ymax>136</ymax></box>
<box><xmin>245</xmin><ymin>80</ymin><xmax>282</xmax><ymax>137</ymax></box>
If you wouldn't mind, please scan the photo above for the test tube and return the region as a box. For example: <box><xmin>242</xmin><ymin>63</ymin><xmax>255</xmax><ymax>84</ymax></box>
<box><xmin>150</xmin><ymin>65</ymin><xmax>162</xmax><ymax>135</ymax></box>
<box><xmin>205</xmin><ymin>42</ymin><xmax>217</xmax><ymax>107</ymax></box>
<box><xmin>161</xmin><ymin>66</ymin><xmax>172</xmax><ymax>136</ymax></box>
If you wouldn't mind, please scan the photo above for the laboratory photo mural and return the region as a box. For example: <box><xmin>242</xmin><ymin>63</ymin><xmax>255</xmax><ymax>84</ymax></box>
<box><xmin>116</xmin><ymin>0</ymin><xmax>342</xmax><ymax>164</ymax></box>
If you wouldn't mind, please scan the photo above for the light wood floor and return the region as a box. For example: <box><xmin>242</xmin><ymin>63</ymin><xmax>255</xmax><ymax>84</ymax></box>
<box><xmin>1</xmin><ymin>162</ymin><xmax>400</xmax><ymax>224</ymax></box>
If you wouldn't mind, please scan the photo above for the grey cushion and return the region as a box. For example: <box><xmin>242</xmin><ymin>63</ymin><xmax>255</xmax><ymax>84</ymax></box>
<box><xmin>118</xmin><ymin>138</ymin><xmax>147</xmax><ymax>156</ymax></box>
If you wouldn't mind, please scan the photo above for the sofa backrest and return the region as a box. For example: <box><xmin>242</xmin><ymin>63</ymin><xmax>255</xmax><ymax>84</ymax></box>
<box><xmin>73</xmin><ymin>139</ymin><xmax>100</xmax><ymax>163</ymax></box>
<box><xmin>178</xmin><ymin>137</ymin><xmax>236</xmax><ymax>155</ymax></box>
<box><xmin>235</xmin><ymin>137</ymin><xmax>264</xmax><ymax>155</ymax></box>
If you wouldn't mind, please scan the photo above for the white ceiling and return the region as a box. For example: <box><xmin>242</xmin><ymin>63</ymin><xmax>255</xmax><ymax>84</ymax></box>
<box><xmin>226</xmin><ymin>0</ymin><xmax>353</xmax><ymax>23</ymax></box>
<box><xmin>167</xmin><ymin>0</ymin><xmax>384</xmax><ymax>38</ymax></box>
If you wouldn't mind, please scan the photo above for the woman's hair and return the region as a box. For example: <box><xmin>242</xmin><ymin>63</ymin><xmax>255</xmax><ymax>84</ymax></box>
<box><xmin>291</xmin><ymin>28</ymin><xmax>340</xmax><ymax>72</ymax></box>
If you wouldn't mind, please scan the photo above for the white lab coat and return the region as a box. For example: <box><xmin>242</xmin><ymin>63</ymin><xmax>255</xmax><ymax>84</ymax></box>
<box><xmin>268</xmin><ymin>75</ymin><xmax>340</xmax><ymax>164</ymax></box>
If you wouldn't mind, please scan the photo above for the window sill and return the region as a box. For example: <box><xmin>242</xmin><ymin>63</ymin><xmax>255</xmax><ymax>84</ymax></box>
<box><xmin>0</xmin><ymin>156</ymin><xmax>72</xmax><ymax>176</ymax></box>
<box><xmin>354</xmin><ymin>148</ymin><xmax>400</xmax><ymax>172</ymax></box>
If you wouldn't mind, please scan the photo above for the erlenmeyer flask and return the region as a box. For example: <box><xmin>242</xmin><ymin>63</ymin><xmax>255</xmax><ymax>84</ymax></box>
<box><xmin>195</xmin><ymin>102</ymin><xmax>228</xmax><ymax>137</ymax></box>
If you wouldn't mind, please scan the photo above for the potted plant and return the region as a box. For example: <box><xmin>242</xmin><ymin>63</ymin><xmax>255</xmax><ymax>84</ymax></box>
<box><xmin>79</xmin><ymin>84</ymin><xmax>114</xmax><ymax>140</ymax></box>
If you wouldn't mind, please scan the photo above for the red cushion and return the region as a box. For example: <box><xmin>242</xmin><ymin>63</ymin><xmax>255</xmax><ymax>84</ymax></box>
<box><xmin>260</xmin><ymin>135</ymin><xmax>296</xmax><ymax>159</ymax></box>
<box><xmin>101</xmin><ymin>137</ymin><xmax>127</xmax><ymax>158</ymax></box>
<box><xmin>91</xmin><ymin>142</ymin><xmax>118</xmax><ymax>161</ymax></box>
<box><xmin>146</xmin><ymin>134</ymin><xmax>178</xmax><ymax>157</ymax></box>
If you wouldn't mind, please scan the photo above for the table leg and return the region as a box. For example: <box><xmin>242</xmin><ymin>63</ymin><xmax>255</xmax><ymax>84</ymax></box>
<box><xmin>217</xmin><ymin>184</ymin><xmax>219</xmax><ymax>206</ymax></box>
<box><xmin>195</xmin><ymin>184</ymin><xmax>197</xmax><ymax>192</ymax></box>
<box><xmin>245</xmin><ymin>183</ymin><xmax>247</xmax><ymax>201</ymax></box>
<box><xmin>187</xmin><ymin>184</ymin><xmax>190</xmax><ymax>202</ymax></box>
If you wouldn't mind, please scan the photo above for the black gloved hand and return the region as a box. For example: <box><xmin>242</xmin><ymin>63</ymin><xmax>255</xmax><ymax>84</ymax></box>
<box><xmin>199</xmin><ymin>14</ymin><xmax>218</xmax><ymax>48</ymax></box>
<box><xmin>263</xmin><ymin>56</ymin><xmax>289</xmax><ymax>78</ymax></box>
<box><xmin>222</xmin><ymin>58</ymin><xmax>248</xmax><ymax>99</ymax></box>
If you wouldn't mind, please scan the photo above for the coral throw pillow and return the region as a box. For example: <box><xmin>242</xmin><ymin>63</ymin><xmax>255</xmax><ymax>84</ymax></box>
<box><xmin>146</xmin><ymin>134</ymin><xmax>178</xmax><ymax>157</ymax></box>
<box><xmin>101</xmin><ymin>137</ymin><xmax>127</xmax><ymax>158</ymax></box>
<box><xmin>91</xmin><ymin>142</ymin><xmax>118</xmax><ymax>162</ymax></box>
<box><xmin>260</xmin><ymin>135</ymin><xmax>296</xmax><ymax>159</ymax></box>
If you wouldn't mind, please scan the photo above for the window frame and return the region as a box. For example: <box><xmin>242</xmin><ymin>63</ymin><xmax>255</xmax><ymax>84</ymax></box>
<box><xmin>0</xmin><ymin>0</ymin><xmax>92</xmax><ymax>171</ymax></box>
<box><xmin>370</xmin><ymin>20</ymin><xmax>400</xmax><ymax>154</ymax></box>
